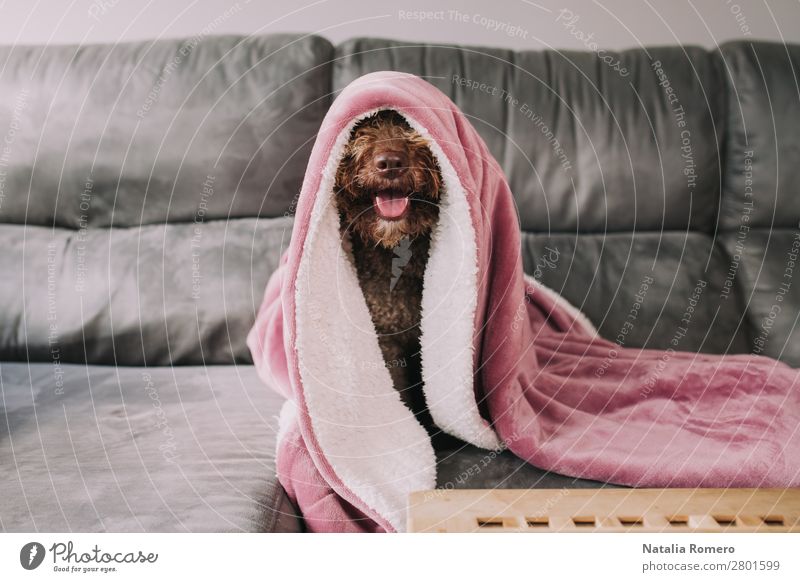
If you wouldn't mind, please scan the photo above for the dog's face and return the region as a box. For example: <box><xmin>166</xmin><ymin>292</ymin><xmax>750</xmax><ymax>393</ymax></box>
<box><xmin>335</xmin><ymin>110</ymin><xmax>441</xmax><ymax>249</ymax></box>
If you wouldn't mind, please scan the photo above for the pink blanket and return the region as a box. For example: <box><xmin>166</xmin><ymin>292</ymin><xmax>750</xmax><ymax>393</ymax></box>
<box><xmin>248</xmin><ymin>72</ymin><xmax>800</xmax><ymax>532</ymax></box>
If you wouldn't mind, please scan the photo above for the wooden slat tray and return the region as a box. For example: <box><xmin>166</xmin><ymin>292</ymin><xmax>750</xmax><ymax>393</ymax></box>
<box><xmin>408</xmin><ymin>488</ymin><xmax>800</xmax><ymax>532</ymax></box>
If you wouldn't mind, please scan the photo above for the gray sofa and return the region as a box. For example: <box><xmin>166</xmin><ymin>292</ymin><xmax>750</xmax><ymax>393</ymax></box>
<box><xmin>1</xmin><ymin>34</ymin><xmax>798</xmax><ymax>532</ymax></box>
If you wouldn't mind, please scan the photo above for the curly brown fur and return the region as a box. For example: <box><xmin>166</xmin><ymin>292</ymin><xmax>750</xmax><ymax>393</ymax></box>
<box><xmin>335</xmin><ymin>110</ymin><xmax>441</xmax><ymax>249</ymax></box>
<box><xmin>334</xmin><ymin>110</ymin><xmax>443</xmax><ymax>434</ymax></box>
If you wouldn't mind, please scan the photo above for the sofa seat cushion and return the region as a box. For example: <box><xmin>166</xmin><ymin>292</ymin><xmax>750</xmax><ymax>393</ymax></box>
<box><xmin>0</xmin><ymin>362</ymin><xmax>299</xmax><ymax>532</ymax></box>
<box><xmin>435</xmin><ymin>444</ymin><xmax>619</xmax><ymax>490</ymax></box>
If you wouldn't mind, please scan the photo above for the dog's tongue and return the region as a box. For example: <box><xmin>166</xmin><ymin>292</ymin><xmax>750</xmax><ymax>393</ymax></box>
<box><xmin>373</xmin><ymin>191</ymin><xmax>410</xmax><ymax>219</ymax></box>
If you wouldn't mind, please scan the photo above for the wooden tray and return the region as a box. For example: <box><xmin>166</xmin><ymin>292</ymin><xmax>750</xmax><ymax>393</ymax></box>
<box><xmin>407</xmin><ymin>488</ymin><xmax>800</xmax><ymax>532</ymax></box>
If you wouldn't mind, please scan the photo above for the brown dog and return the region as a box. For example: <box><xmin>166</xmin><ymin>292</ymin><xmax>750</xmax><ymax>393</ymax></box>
<box><xmin>335</xmin><ymin>109</ymin><xmax>442</xmax><ymax>432</ymax></box>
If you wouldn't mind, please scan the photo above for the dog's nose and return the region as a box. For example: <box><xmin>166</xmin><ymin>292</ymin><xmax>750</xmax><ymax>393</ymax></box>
<box><xmin>374</xmin><ymin>152</ymin><xmax>407</xmax><ymax>175</ymax></box>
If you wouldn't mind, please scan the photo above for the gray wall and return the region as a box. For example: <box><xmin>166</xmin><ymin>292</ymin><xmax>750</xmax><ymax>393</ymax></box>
<box><xmin>1</xmin><ymin>0</ymin><xmax>798</xmax><ymax>49</ymax></box>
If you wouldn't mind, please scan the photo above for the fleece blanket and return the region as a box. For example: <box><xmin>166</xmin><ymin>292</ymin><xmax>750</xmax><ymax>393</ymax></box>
<box><xmin>247</xmin><ymin>71</ymin><xmax>800</xmax><ymax>532</ymax></box>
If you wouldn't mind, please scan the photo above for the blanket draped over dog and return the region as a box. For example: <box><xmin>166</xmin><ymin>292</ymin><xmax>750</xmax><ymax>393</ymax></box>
<box><xmin>248</xmin><ymin>72</ymin><xmax>800</xmax><ymax>532</ymax></box>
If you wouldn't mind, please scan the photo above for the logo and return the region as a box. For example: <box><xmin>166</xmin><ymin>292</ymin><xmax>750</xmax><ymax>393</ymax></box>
<box><xmin>20</xmin><ymin>542</ymin><xmax>46</xmax><ymax>570</ymax></box>
<box><xmin>390</xmin><ymin>236</ymin><xmax>413</xmax><ymax>292</ymax></box>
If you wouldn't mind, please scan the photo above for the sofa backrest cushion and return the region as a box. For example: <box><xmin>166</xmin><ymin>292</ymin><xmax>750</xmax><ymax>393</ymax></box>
<box><xmin>0</xmin><ymin>34</ymin><xmax>332</xmax><ymax>365</ymax></box>
<box><xmin>0</xmin><ymin>33</ymin><xmax>332</xmax><ymax>227</ymax></box>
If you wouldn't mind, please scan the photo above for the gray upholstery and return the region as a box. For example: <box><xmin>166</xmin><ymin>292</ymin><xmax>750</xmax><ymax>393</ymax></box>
<box><xmin>0</xmin><ymin>362</ymin><xmax>301</xmax><ymax>532</ymax></box>
<box><xmin>717</xmin><ymin>41</ymin><xmax>800</xmax><ymax>365</ymax></box>
<box><xmin>1</xmin><ymin>34</ymin><xmax>799</xmax><ymax>531</ymax></box>
<box><xmin>718</xmin><ymin>230</ymin><xmax>800</xmax><ymax>364</ymax></box>
<box><xmin>436</xmin><ymin>445</ymin><xmax>619</xmax><ymax>490</ymax></box>
<box><xmin>520</xmin><ymin>232</ymin><xmax>750</xmax><ymax>355</ymax></box>
<box><xmin>720</xmin><ymin>42</ymin><xmax>800</xmax><ymax>230</ymax></box>
<box><xmin>0</xmin><ymin>34</ymin><xmax>332</xmax><ymax>228</ymax></box>
<box><xmin>0</xmin><ymin>216</ymin><xmax>291</xmax><ymax>365</ymax></box>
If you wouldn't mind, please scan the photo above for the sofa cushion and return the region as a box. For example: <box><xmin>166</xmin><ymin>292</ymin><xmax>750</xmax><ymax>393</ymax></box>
<box><xmin>718</xmin><ymin>229</ymin><xmax>800</xmax><ymax>366</ymax></box>
<box><xmin>436</xmin><ymin>444</ymin><xmax>619</xmax><ymax>490</ymax></box>
<box><xmin>0</xmin><ymin>216</ymin><xmax>291</xmax><ymax>366</ymax></box>
<box><xmin>521</xmin><ymin>231</ymin><xmax>750</xmax><ymax>354</ymax></box>
<box><xmin>720</xmin><ymin>41</ymin><xmax>800</xmax><ymax>230</ymax></box>
<box><xmin>334</xmin><ymin>38</ymin><xmax>725</xmax><ymax>233</ymax></box>
<box><xmin>0</xmin><ymin>34</ymin><xmax>332</xmax><ymax>227</ymax></box>
<box><xmin>0</xmin><ymin>362</ymin><xmax>300</xmax><ymax>532</ymax></box>
<box><xmin>717</xmin><ymin>41</ymin><xmax>800</xmax><ymax>365</ymax></box>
